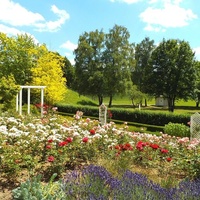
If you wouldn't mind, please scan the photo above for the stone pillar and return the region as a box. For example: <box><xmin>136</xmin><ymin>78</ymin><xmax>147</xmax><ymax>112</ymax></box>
<box><xmin>99</xmin><ymin>104</ymin><xmax>107</xmax><ymax>125</ymax></box>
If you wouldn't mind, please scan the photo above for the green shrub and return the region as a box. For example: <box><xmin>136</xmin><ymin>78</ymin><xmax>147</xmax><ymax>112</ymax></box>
<box><xmin>56</xmin><ymin>104</ymin><xmax>190</xmax><ymax>127</ymax></box>
<box><xmin>164</xmin><ymin>122</ymin><xmax>190</xmax><ymax>137</ymax></box>
<box><xmin>12</xmin><ymin>173</ymin><xmax>65</xmax><ymax>200</ymax></box>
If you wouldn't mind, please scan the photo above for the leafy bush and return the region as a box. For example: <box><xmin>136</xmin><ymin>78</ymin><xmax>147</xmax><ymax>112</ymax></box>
<box><xmin>12</xmin><ymin>173</ymin><xmax>65</xmax><ymax>200</ymax></box>
<box><xmin>164</xmin><ymin>122</ymin><xmax>190</xmax><ymax>137</ymax></box>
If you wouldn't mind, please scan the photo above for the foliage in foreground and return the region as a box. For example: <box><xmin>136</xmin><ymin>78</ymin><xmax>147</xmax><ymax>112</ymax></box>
<box><xmin>12</xmin><ymin>165</ymin><xmax>200</xmax><ymax>200</ymax></box>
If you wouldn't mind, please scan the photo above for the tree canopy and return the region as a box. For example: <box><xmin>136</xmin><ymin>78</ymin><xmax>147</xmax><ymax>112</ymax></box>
<box><xmin>74</xmin><ymin>29</ymin><xmax>105</xmax><ymax>105</ymax></box>
<box><xmin>103</xmin><ymin>25</ymin><xmax>134</xmax><ymax>107</ymax></box>
<box><xmin>30</xmin><ymin>47</ymin><xmax>66</xmax><ymax>104</ymax></box>
<box><xmin>74</xmin><ymin>25</ymin><xmax>134</xmax><ymax>106</ymax></box>
<box><xmin>145</xmin><ymin>39</ymin><xmax>196</xmax><ymax>112</ymax></box>
<box><xmin>0</xmin><ymin>32</ymin><xmax>67</xmax><ymax>107</ymax></box>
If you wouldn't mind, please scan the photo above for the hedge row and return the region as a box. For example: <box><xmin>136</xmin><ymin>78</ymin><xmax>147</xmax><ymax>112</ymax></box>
<box><xmin>56</xmin><ymin>104</ymin><xmax>191</xmax><ymax>127</ymax></box>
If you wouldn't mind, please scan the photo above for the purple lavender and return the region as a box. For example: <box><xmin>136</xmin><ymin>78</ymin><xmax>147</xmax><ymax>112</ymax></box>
<box><xmin>61</xmin><ymin>165</ymin><xmax>200</xmax><ymax>200</ymax></box>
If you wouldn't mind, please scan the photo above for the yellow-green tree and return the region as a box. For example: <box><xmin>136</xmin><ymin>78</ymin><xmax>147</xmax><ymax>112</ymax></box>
<box><xmin>0</xmin><ymin>74</ymin><xmax>20</xmax><ymax>111</ymax></box>
<box><xmin>0</xmin><ymin>32</ymin><xmax>38</xmax><ymax>85</ymax></box>
<box><xmin>31</xmin><ymin>46</ymin><xmax>67</xmax><ymax>104</ymax></box>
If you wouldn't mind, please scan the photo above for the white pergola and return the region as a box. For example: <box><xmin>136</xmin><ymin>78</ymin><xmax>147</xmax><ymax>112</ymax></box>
<box><xmin>16</xmin><ymin>86</ymin><xmax>46</xmax><ymax>117</ymax></box>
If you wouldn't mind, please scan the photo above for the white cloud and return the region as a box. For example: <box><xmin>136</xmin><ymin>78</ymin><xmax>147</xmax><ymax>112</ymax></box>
<box><xmin>0</xmin><ymin>0</ymin><xmax>70</xmax><ymax>32</ymax></box>
<box><xmin>140</xmin><ymin>1</ymin><xmax>197</xmax><ymax>32</ymax></box>
<box><xmin>110</xmin><ymin>0</ymin><xmax>141</xmax><ymax>4</ymax></box>
<box><xmin>34</xmin><ymin>5</ymin><xmax>70</xmax><ymax>32</ymax></box>
<box><xmin>144</xmin><ymin>24</ymin><xmax>166</xmax><ymax>32</ymax></box>
<box><xmin>0</xmin><ymin>24</ymin><xmax>22</xmax><ymax>35</ymax></box>
<box><xmin>148</xmin><ymin>0</ymin><xmax>158</xmax><ymax>4</ymax></box>
<box><xmin>0</xmin><ymin>24</ymin><xmax>39</xmax><ymax>44</ymax></box>
<box><xmin>0</xmin><ymin>0</ymin><xmax>44</xmax><ymax>26</ymax></box>
<box><xmin>194</xmin><ymin>47</ymin><xmax>200</xmax><ymax>61</ymax></box>
<box><xmin>149</xmin><ymin>0</ymin><xmax>183</xmax><ymax>5</ymax></box>
<box><xmin>69</xmin><ymin>58</ymin><xmax>75</xmax><ymax>65</ymax></box>
<box><xmin>60</xmin><ymin>40</ymin><xmax>77</xmax><ymax>51</ymax></box>
<box><xmin>60</xmin><ymin>40</ymin><xmax>77</xmax><ymax>65</ymax></box>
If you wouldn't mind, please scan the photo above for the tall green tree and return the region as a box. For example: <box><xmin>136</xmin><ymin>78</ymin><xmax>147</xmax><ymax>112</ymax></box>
<box><xmin>146</xmin><ymin>39</ymin><xmax>196</xmax><ymax>112</ymax></box>
<box><xmin>63</xmin><ymin>57</ymin><xmax>75</xmax><ymax>89</ymax></box>
<box><xmin>103</xmin><ymin>25</ymin><xmax>134</xmax><ymax>107</ymax></box>
<box><xmin>133</xmin><ymin>37</ymin><xmax>155</xmax><ymax>106</ymax></box>
<box><xmin>192</xmin><ymin>61</ymin><xmax>200</xmax><ymax>107</ymax></box>
<box><xmin>74</xmin><ymin>30</ymin><xmax>105</xmax><ymax>105</ymax></box>
<box><xmin>127</xmin><ymin>84</ymin><xmax>146</xmax><ymax>107</ymax></box>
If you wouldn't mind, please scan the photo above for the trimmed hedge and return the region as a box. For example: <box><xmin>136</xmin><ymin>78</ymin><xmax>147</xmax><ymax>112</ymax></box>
<box><xmin>110</xmin><ymin>108</ymin><xmax>190</xmax><ymax>126</ymax></box>
<box><xmin>56</xmin><ymin>104</ymin><xmax>191</xmax><ymax>127</ymax></box>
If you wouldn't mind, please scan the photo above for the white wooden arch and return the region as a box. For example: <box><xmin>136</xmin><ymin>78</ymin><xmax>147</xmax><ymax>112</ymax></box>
<box><xmin>16</xmin><ymin>86</ymin><xmax>46</xmax><ymax>117</ymax></box>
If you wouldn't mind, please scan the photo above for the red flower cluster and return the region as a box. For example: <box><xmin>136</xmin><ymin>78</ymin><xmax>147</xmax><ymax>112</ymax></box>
<box><xmin>160</xmin><ymin>148</ymin><xmax>169</xmax><ymax>154</ymax></box>
<box><xmin>136</xmin><ymin>141</ymin><xmax>148</xmax><ymax>151</ymax></box>
<box><xmin>82</xmin><ymin>137</ymin><xmax>89</xmax><ymax>143</ymax></box>
<box><xmin>107</xmin><ymin>110</ymin><xmax>113</xmax><ymax>118</ymax></box>
<box><xmin>136</xmin><ymin>140</ymin><xmax>172</xmax><ymax>162</ymax></box>
<box><xmin>90</xmin><ymin>129</ymin><xmax>95</xmax><ymax>135</ymax></box>
<box><xmin>166</xmin><ymin>157</ymin><xmax>172</xmax><ymax>162</ymax></box>
<box><xmin>66</xmin><ymin>137</ymin><xmax>73</xmax><ymax>143</ymax></box>
<box><xmin>115</xmin><ymin>143</ymin><xmax>133</xmax><ymax>151</ymax></box>
<box><xmin>46</xmin><ymin>145</ymin><xmax>52</xmax><ymax>149</ymax></box>
<box><xmin>58</xmin><ymin>137</ymin><xmax>73</xmax><ymax>147</ymax></box>
<box><xmin>59</xmin><ymin>141</ymin><xmax>68</xmax><ymax>147</ymax></box>
<box><xmin>149</xmin><ymin>143</ymin><xmax>160</xmax><ymax>149</ymax></box>
<box><xmin>35</xmin><ymin>103</ymin><xmax>50</xmax><ymax>109</ymax></box>
<box><xmin>47</xmin><ymin>155</ymin><xmax>55</xmax><ymax>162</ymax></box>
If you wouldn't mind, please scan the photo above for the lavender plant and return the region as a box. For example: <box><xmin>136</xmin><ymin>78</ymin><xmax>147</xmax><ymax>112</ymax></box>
<box><xmin>61</xmin><ymin>165</ymin><xmax>200</xmax><ymax>200</ymax></box>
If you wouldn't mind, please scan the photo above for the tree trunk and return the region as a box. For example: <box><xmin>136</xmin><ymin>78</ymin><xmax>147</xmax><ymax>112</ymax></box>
<box><xmin>168</xmin><ymin>98</ymin><xmax>175</xmax><ymax>112</ymax></box>
<box><xmin>131</xmin><ymin>99</ymin><xmax>135</xmax><ymax>108</ymax></box>
<box><xmin>196</xmin><ymin>101</ymin><xmax>199</xmax><ymax>108</ymax></box>
<box><xmin>98</xmin><ymin>95</ymin><xmax>103</xmax><ymax>106</ymax></box>
<box><xmin>144</xmin><ymin>99</ymin><xmax>147</xmax><ymax>107</ymax></box>
<box><xmin>108</xmin><ymin>95</ymin><xmax>113</xmax><ymax>108</ymax></box>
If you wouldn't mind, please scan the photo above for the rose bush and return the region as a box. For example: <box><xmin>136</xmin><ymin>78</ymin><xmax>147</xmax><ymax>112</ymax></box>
<box><xmin>0</xmin><ymin>111</ymin><xmax>200</xmax><ymax>182</ymax></box>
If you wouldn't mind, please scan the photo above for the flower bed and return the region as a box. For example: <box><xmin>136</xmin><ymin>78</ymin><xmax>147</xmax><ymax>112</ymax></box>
<box><xmin>0</xmin><ymin>111</ymin><xmax>200</xmax><ymax>198</ymax></box>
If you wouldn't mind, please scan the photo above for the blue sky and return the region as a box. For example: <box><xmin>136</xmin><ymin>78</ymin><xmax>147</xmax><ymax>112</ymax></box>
<box><xmin>0</xmin><ymin>0</ymin><xmax>199</xmax><ymax>65</ymax></box>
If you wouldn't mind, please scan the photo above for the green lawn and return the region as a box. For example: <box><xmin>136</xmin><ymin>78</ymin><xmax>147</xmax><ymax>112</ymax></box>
<box><xmin>59</xmin><ymin>89</ymin><xmax>200</xmax><ymax>115</ymax></box>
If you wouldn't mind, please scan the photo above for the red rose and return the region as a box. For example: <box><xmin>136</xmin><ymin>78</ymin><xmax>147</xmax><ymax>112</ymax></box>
<box><xmin>47</xmin><ymin>156</ymin><xmax>55</xmax><ymax>162</ymax></box>
<box><xmin>46</xmin><ymin>145</ymin><xmax>52</xmax><ymax>149</ymax></box>
<box><xmin>59</xmin><ymin>141</ymin><xmax>68</xmax><ymax>147</ymax></box>
<box><xmin>166</xmin><ymin>157</ymin><xmax>172</xmax><ymax>162</ymax></box>
<box><xmin>115</xmin><ymin>151</ymin><xmax>121</xmax><ymax>157</ymax></box>
<box><xmin>136</xmin><ymin>141</ymin><xmax>145</xmax><ymax>151</ymax></box>
<box><xmin>122</xmin><ymin>143</ymin><xmax>132</xmax><ymax>151</ymax></box>
<box><xmin>66</xmin><ymin>137</ymin><xmax>73</xmax><ymax>143</ymax></box>
<box><xmin>90</xmin><ymin>129</ymin><xmax>95</xmax><ymax>135</ymax></box>
<box><xmin>150</xmin><ymin>143</ymin><xmax>160</xmax><ymax>149</ymax></box>
<box><xmin>160</xmin><ymin>148</ymin><xmax>168</xmax><ymax>154</ymax></box>
<box><xmin>48</xmin><ymin>139</ymin><xmax>53</xmax><ymax>143</ymax></box>
<box><xmin>115</xmin><ymin>145</ymin><xmax>121</xmax><ymax>150</ymax></box>
<box><xmin>82</xmin><ymin>137</ymin><xmax>89</xmax><ymax>143</ymax></box>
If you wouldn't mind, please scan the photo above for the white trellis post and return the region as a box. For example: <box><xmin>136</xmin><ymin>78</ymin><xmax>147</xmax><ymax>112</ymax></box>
<box><xmin>16</xmin><ymin>86</ymin><xmax>46</xmax><ymax>117</ymax></box>
<box><xmin>16</xmin><ymin>93</ymin><xmax>19</xmax><ymax>112</ymax></box>
<box><xmin>41</xmin><ymin>87</ymin><xmax>44</xmax><ymax>118</ymax></box>
<box><xmin>19</xmin><ymin>88</ymin><xmax>23</xmax><ymax>115</ymax></box>
<box><xmin>27</xmin><ymin>87</ymin><xmax>30</xmax><ymax>115</ymax></box>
